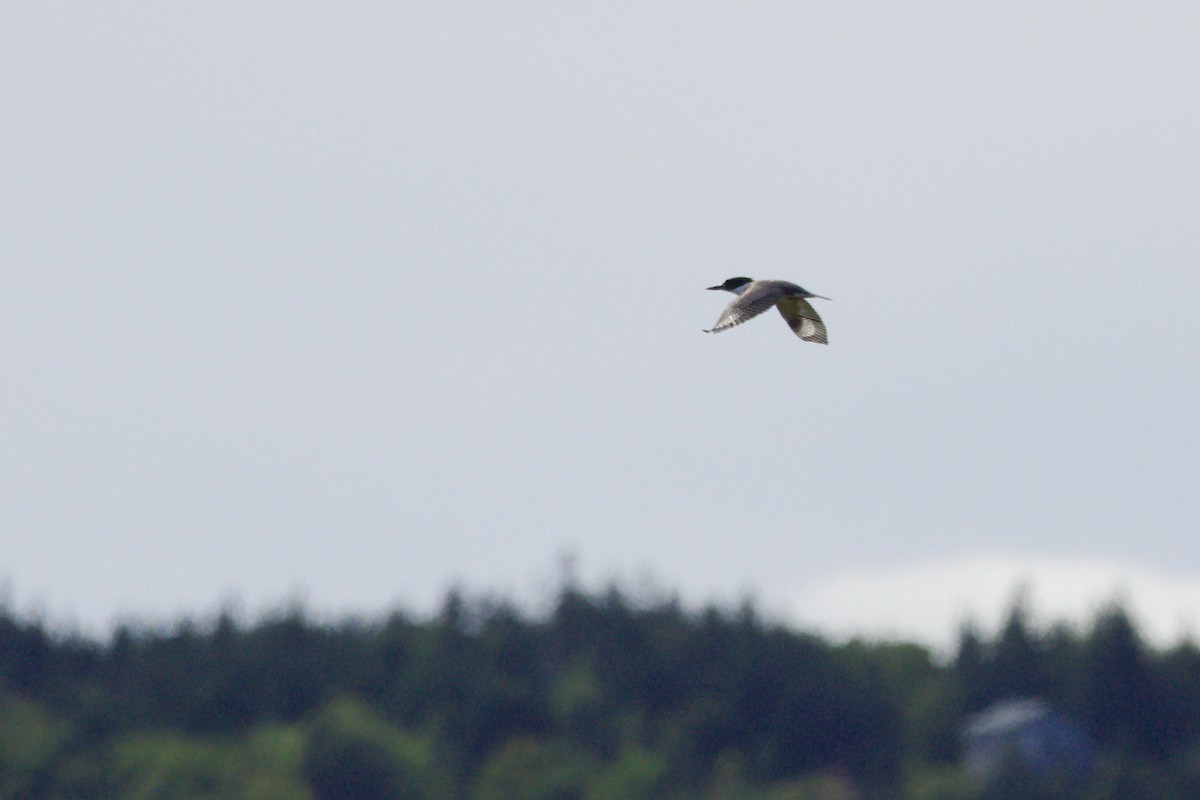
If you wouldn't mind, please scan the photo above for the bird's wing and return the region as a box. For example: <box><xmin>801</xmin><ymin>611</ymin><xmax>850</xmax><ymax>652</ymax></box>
<box><xmin>704</xmin><ymin>286</ymin><xmax>780</xmax><ymax>333</ymax></box>
<box><xmin>777</xmin><ymin>297</ymin><xmax>828</xmax><ymax>344</ymax></box>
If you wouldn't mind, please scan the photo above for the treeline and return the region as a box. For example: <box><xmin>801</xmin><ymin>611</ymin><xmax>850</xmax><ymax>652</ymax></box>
<box><xmin>2</xmin><ymin>584</ymin><xmax>1200</xmax><ymax>799</ymax></box>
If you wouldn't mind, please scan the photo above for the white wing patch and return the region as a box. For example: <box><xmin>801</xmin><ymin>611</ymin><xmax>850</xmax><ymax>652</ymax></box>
<box><xmin>704</xmin><ymin>285</ymin><xmax>781</xmax><ymax>333</ymax></box>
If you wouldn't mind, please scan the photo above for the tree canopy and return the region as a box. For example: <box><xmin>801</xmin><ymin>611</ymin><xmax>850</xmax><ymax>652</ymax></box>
<box><xmin>2</xmin><ymin>585</ymin><xmax>1200</xmax><ymax>799</ymax></box>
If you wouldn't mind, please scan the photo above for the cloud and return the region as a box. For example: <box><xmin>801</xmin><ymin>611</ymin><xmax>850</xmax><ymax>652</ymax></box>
<box><xmin>791</xmin><ymin>554</ymin><xmax>1200</xmax><ymax>653</ymax></box>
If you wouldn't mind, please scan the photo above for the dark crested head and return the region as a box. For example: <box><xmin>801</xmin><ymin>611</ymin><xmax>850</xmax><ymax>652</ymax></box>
<box><xmin>707</xmin><ymin>276</ymin><xmax>754</xmax><ymax>292</ymax></box>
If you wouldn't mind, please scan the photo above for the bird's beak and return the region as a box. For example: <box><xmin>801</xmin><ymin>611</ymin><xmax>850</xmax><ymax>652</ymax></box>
<box><xmin>810</xmin><ymin>293</ymin><xmax>831</xmax><ymax>301</ymax></box>
<box><xmin>706</xmin><ymin>284</ymin><xmax>724</xmax><ymax>291</ymax></box>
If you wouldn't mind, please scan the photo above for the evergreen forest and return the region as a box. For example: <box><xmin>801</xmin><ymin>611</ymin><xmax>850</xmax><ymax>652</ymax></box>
<box><xmin>3</xmin><ymin>582</ymin><xmax>1200</xmax><ymax>800</ymax></box>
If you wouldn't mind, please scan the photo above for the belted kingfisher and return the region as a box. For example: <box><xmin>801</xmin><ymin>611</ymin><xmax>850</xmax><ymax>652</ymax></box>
<box><xmin>704</xmin><ymin>277</ymin><xmax>830</xmax><ymax>344</ymax></box>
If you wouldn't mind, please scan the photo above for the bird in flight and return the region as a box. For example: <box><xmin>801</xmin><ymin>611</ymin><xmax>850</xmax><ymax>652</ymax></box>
<box><xmin>704</xmin><ymin>277</ymin><xmax>830</xmax><ymax>344</ymax></box>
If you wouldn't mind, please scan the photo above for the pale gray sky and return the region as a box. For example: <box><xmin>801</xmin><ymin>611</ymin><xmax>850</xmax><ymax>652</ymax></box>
<box><xmin>4</xmin><ymin>4</ymin><xmax>1199</xmax><ymax>646</ymax></box>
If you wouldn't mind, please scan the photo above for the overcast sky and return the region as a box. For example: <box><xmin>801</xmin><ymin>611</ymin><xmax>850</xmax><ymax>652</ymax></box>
<box><xmin>4</xmin><ymin>4</ymin><xmax>1199</xmax><ymax>649</ymax></box>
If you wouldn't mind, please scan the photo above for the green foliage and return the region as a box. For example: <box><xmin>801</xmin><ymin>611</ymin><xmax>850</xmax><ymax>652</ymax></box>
<box><xmin>762</xmin><ymin>772</ymin><xmax>860</xmax><ymax>800</ymax></box>
<box><xmin>974</xmin><ymin>754</ymin><xmax>1085</xmax><ymax>800</ymax></box>
<box><xmin>901</xmin><ymin>678</ymin><xmax>964</xmax><ymax>766</ymax></box>
<box><xmin>1078</xmin><ymin>606</ymin><xmax>1167</xmax><ymax>756</ymax></box>
<box><xmin>1081</xmin><ymin>751</ymin><xmax>1197</xmax><ymax>800</ymax></box>
<box><xmin>472</xmin><ymin>737</ymin><xmax>596</xmax><ymax>800</ymax></box>
<box><xmin>110</xmin><ymin>729</ymin><xmax>312</xmax><ymax>800</ymax></box>
<box><xmin>0</xmin><ymin>692</ymin><xmax>73</xmax><ymax>799</ymax></box>
<box><xmin>586</xmin><ymin>744</ymin><xmax>666</xmax><ymax>800</ymax></box>
<box><xmin>548</xmin><ymin>660</ymin><xmax>612</xmax><ymax>754</ymax></box>
<box><xmin>904</xmin><ymin>767</ymin><xmax>981</xmax><ymax>800</ymax></box>
<box><xmin>302</xmin><ymin>696</ymin><xmax>439</xmax><ymax>800</ymax></box>
<box><xmin>2</xmin><ymin>587</ymin><xmax>1200</xmax><ymax>799</ymax></box>
<box><xmin>698</xmin><ymin>763</ymin><xmax>860</xmax><ymax>800</ymax></box>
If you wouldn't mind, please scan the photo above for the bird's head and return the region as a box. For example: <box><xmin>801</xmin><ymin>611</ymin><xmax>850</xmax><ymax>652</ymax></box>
<box><xmin>707</xmin><ymin>276</ymin><xmax>754</xmax><ymax>293</ymax></box>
